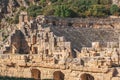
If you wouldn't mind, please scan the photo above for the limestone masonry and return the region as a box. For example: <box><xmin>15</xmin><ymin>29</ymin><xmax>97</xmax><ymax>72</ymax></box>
<box><xmin>0</xmin><ymin>12</ymin><xmax>120</xmax><ymax>80</ymax></box>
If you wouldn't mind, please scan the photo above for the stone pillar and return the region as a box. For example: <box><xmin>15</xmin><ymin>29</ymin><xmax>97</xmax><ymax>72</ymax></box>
<box><xmin>19</xmin><ymin>12</ymin><xmax>29</xmax><ymax>24</ymax></box>
<box><xmin>19</xmin><ymin>14</ymin><xmax>24</xmax><ymax>24</ymax></box>
<box><xmin>50</xmin><ymin>37</ymin><xmax>55</xmax><ymax>54</ymax></box>
<box><xmin>11</xmin><ymin>45</ymin><xmax>16</xmax><ymax>54</ymax></box>
<box><xmin>92</xmin><ymin>42</ymin><xmax>100</xmax><ymax>48</ymax></box>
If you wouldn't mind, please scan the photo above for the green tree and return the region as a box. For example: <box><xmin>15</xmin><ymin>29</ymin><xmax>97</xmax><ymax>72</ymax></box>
<box><xmin>85</xmin><ymin>5</ymin><xmax>107</xmax><ymax>17</ymax></box>
<box><xmin>43</xmin><ymin>5</ymin><xmax>54</xmax><ymax>16</ymax></box>
<box><xmin>40</xmin><ymin>0</ymin><xmax>46</xmax><ymax>3</ymax></box>
<box><xmin>27</xmin><ymin>5</ymin><xmax>42</xmax><ymax>17</ymax></box>
<box><xmin>110</xmin><ymin>4</ymin><xmax>119</xmax><ymax>15</ymax></box>
<box><xmin>99</xmin><ymin>0</ymin><xmax>111</xmax><ymax>5</ymax></box>
<box><xmin>54</xmin><ymin>5</ymin><xmax>76</xmax><ymax>18</ymax></box>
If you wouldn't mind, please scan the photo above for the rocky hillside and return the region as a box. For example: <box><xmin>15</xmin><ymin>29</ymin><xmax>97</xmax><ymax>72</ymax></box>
<box><xmin>0</xmin><ymin>0</ymin><xmax>31</xmax><ymax>21</ymax></box>
<box><xmin>0</xmin><ymin>0</ymin><xmax>120</xmax><ymax>22</ymax></box>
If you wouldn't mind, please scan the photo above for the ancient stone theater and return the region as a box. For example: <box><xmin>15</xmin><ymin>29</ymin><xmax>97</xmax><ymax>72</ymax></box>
<box><xmin>0</xmin><ymin>12</ymin><xmax>120</xmax><ymax>80</ymax></box>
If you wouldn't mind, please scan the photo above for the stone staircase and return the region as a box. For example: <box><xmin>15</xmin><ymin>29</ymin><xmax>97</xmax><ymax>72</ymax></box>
<box><xmin>51</xmin><ymin>26</ymin><xmax>119</xmax><ymax>51</ymax></box>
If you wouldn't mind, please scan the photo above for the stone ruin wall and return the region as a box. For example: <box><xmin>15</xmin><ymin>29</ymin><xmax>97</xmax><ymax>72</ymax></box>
<box><xmin>38</xmin><ymin>16</ymin><xmax>120</xmax><ymax>29</ymax></box>
<box><xmin>0</xmin><ymin>54</ymin><xmax>119</xmax><ymax>80</ymax></box>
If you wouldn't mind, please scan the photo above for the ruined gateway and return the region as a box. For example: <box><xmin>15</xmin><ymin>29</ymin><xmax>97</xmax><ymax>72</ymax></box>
<box><xmin>0</xmin><ymin>12</ymin><xmax>120</xmax><ymax>80</ymax></box>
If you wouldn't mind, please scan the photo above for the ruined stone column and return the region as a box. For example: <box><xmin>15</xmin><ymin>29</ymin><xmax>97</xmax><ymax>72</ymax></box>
<box><xmin>11</xmin><ymin>45</ymin><xmax>16</xmax><ymax>54</ymax></box>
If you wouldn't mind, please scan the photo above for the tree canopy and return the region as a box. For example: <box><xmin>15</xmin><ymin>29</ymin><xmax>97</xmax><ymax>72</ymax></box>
<box><xmin>110</xmin><ymin>4</ymin><xmax>119</xmax><ymax>16</ymax></box>
<box><xmin>26</xmin><ymin>0</ymin><xmax>120</xmax><ymax>18</ymax></box>
<box><xmin>54</xmin><ymin>5</ymin><xmax>76</xmax><ymax>18</ymax></box>
<box><xmin>27</xmin><ymin>5</ymin><xmax>42</xmax><ymax>17</ymax></box>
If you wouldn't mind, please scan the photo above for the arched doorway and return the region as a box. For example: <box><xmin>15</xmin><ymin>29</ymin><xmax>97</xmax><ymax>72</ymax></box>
<box><xmin>53</xmin><ymin>71</ymin><xmax>64</xmax><ymax>80</ymax></box>
<box><xmin>80</xmin><ymin>73</ymin><xmax>94</xmax><ymax>80</ymax></box>
<box><xmin>31</xmin><ymin>69</ymin><xmax>41</xmax><ymax>80</ymax></box>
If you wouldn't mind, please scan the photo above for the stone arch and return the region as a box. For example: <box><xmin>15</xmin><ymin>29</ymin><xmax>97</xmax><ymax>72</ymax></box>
<box><xmin>31</xmin><ymin>69</ymin><xmax>41</xmax><ymax>80</ymax></box>
<box><xmin>53</xmin><ymin>71</ymin><xmax>64</xmax><ymax>80</ymax></box>
<box><xmin>80</xmin><ymin>73</ymin><xmax>94</xmax><ymax>80</ymax></box>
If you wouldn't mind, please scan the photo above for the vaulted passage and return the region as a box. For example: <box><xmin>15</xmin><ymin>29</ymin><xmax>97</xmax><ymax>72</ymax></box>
<box><xmin>31</xmin><ymin>69</ymin><xmax>41</xmax><ymax>80</ymax></box>
<box><xmin>10</xmin><ymin>30</ymin><xmax>30</xmax><ymax>54</ymax></box>
<box><xmin>80</xmin><ymin>73</ymin><xmax>94</xmax><ymax>80</ymax></box>
<box><xmin>53</xmin><ymin>71</ymin><xmax>64</xmax><ymax>80</ymax></box>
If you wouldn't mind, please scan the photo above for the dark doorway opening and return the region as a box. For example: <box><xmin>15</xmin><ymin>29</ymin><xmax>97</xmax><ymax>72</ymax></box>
<box><xmin>80</xmin><ymin>73</ymin><xmax>94</xmax><ymax>80</ymax></box>
<box><xmin>53</xmin><ymin>71</ymin><xmax>64</xmax><ymax>80</ymax></box>
<box><xmin>31</xmin><ymin>69</ymin><xmax>41</xmax><ymax>80</ymax></box>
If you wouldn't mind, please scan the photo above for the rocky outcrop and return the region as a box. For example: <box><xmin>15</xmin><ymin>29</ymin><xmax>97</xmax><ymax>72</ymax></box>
<box><xmin>0</xmin><ymin>0</ymin><xmax>38</xmax><ymax>21</ymax></box>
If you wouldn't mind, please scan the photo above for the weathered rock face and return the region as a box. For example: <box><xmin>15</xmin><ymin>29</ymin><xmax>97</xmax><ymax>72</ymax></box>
<box><xmin>112</xmin><ymin>0</ymin><xmax>120</xmax><ymax>6</ymax></box>
<box><xmin>0</xmin><ymin>0</ymin><xmax>38</xmax><ymax>21</ymax></box>
<box><xmin>0</xmin><ymin>0</ymin><xmax>38</xmax><ymax>13</ymax></box>
<box><xmin>0</xmin><ymin>0</ymin><xmax>9</xmax><ymax>13</ymax></box>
